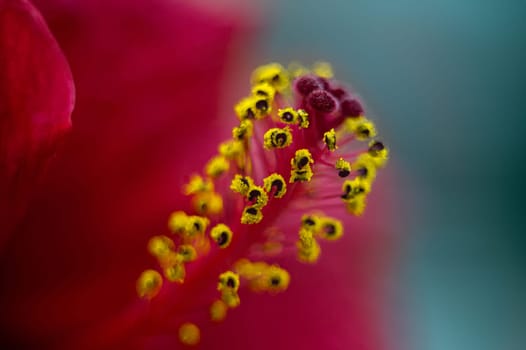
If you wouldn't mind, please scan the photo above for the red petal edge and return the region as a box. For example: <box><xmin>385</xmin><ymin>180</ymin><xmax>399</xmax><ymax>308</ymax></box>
<box><xmin>0</xmin><ymin>0</ymin><xmax>74</xmax><ymax>243</ymax></box>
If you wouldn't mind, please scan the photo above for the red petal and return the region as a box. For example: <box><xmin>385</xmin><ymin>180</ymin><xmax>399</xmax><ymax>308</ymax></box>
<box><xmin>0</xmin><ymin>0</ymin><xmax>256</xmax><ymax>348</ymax></box>
<box><xmin>0</xmin><ymin>0</ymin><xmax>74</xmax><ymax>244</ymax></box>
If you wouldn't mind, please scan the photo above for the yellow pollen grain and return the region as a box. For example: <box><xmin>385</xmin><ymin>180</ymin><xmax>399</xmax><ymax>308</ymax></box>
<box><xmin>136</xmin><ymin>269</ymin><xmax>163</xmax><ymax>299</ymax></box>
<box><xmin>178</xmin><ymin>322</ymin><xmax>200</xmax><ymax>346</ymax></box>
<box><xmin>210</xmin><ymin>299</ymin><xmax>228</xmax><ymax>322</ymax></box>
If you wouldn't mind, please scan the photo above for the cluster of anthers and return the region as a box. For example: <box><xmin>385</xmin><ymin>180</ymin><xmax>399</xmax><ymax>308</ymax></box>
<box><xmin>136</xmin><ymin>62</ymin><xmax>388</xmax><ymax>346</ymax></box>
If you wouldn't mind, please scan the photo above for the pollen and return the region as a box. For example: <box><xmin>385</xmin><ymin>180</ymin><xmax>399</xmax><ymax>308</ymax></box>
<box><xmin>297</xmin><ymin>228</ymin><xmax>321</xmax><ymax>264</ymax></box>
<box><xmin>232</xmin><ymin>119</ymin><xmax>253</xmax><ymax>140</ymax></box>
<box><xmin>264</xmin><ymin>265</ymin><xmax>290</xmax><ymax>293</ymax></box>
<box><xmin>297</xmin><ymin>109</ymin><xmax>310</xmax><ymax>128</ymax></box>
<box><xmin>323</xmin><ymin>128</ymin><xmax>337</xmax><ymax>151</ymax></box>
<box><xmin>319</xmin><ymin>217</ymin><xmax>344</xmax><ymax>241</ymax></box>
<box><xmin>218</xmin><ymin>271</ymin><xmax>241</xmax><ymax>308</ymax></box>
<box><xmin>177</xmin><ymin>244</ymin><xmax>198</xmax><ymax>262</ymax></box>
<box><xmin>345</xmin><ymin>117</ymin><xmax>377</xmax><ymax>141</ymax></box>
<box><xmin>263</xmin><ymin>127</ymin><xmax>293</xmax><ymax>149</ymax></box>
<box><xmin>210</xmin><ymin>299</ymin><xmax>228</xmax><ymax>322</ymax></box>
<box><xmin>263</xmin><ymin>173</ymin><xmax>287</xmax><ymax>198</ymax></box>
<box><xmin>184</xmin><ymin>175</ymin><xmax>214</xmax><ymax>195</ymax></box>
<box><xmin>278</xmin><ymin>107</ymin><xmax>299</xmax><ymax>124</ymax></box>
<box><xmin>137</xmin><ymin>269</ymin><xmax>163</xmax><ymax>299</ymax></box>
<box><xmin>219</xmin><ymin>139</ymin><xmax>244</xmax><ymax>160</ymax></box>
<box><xmin>192</xmin><ymin>191</ymin><xmax>223</xmax><ymax>216</ymax></box>
<box><xmin>164</xmin><ymin>263</ymin><xmax>186</xmax><ymax>283</ymax></box>
<box><xmin>352</xmin><ymin>153</ymin><xmax>377</xmax><ymax>182</ymax></box>
<box><xmin>210</xmin><ymin>223</ymin><xmax>233</xmax><ymax>248</ymax></box>
<box><xmin>252</xmin><ymin>82</ymin><xmax>276</xmax><ymax>99</ymax></box>
<box><xmin>251</xmin><ymin>62</ymin><xmax>289</xmax><ymax>92</ymax></box>
<box><xmin>335</xmin><ymin>158</ymin><xmax>351</xmax><ymax>177</ymax></box>
<box><xmin>167</xmin><ymin>210</ymin><xmax>188</xmax><ymax>234</ymax></box>
<box><xmin>147</xmin><ymin>235</ymin><xmax>175</xmax><ymax>259</ymax></box>
<box><xmin>368</xmin><ymin>140</ymin><xmax>389</xmax><ymax>168</ymax></box>
<box><xmin>185</xmin><ymin>215</ymin><xmax>209</xmax><ymax>236</ymax></box>
<box><xmin>139</xmin><ymin>61</ymin><xmax>389</xmax><ymax>344</ymax></box>
<box><xmin>246</xmin><ymin>185</ymin><xmax>269</xmax><ymax>208</ymax></box>
<box><xmin>234</xmin><ymin>96</ymin><xmax>257</xmax><ymax>120</ymax></box>
<box><xmin>205</xmin><ymin>155</ymin><xmax>230</xmax><ymax>178</ymax></box>
<box><xmin>231</xmin><ymin>174</ymin><xmax>255</xmax><ymax>196</ymax></box>
<box><xmin>179</xmin><ymin>322</ymin><xmax>200</xmax><ymax>346</ymax></box>
<box><xmin>241</xmin><ymin>205</ymin><xmax>263</xmax><ymax>224</ymax></box>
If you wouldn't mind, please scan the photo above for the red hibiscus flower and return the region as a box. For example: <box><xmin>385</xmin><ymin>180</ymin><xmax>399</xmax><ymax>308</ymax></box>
<box><xmin>0</xmin><ymin>1</ymin><xmax>396</xmax><ymax>349</ymax></box>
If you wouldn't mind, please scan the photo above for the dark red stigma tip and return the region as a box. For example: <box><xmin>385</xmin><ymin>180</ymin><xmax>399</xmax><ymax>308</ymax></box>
<box><xmin>307</xmin><ymin>89</ymin><xmax>338</xmax><ymax>113</ymax></box>
<box><xmin>295</xmin><ymin>75</ymin><xmax>323</xmax><ymax>96</ymax></box>
<box><xmin>340</xmin><ymin>98</ymin><xmax>363</xmax><ymax>117</ymax></box>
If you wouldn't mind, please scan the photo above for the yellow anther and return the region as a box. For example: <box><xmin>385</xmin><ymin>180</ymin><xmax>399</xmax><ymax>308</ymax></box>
<box><xmin>221</xmin><ymin>290</ymin><xmax>240</xmax><ymax>308</ymax></box>
<box><xmin>313</xmin><ymin>61</ymin><xmax>334</xmax><ymax>78</ymax></box>
<box><xmin>232</xmin><ymin>119</ymin><xmax>253</xmax><ymax>141</ymax></box>
<box><xmin>335</xmin><ymin>158</ymin><xmax>351</xmax><ymax>177</ymax></box>
<box><xmin>288</xmin><ymin>61</ymin><xmax>309</xmax><ymax>78</ymax></box>
<box><xmin>301</xmin><ymin>214</ymin><xmax>321</xmax><ymax>231</ymax></box>
<box><xmin>263</xmin><ymin>127</ymin><xmax>293</xmax><ymax>149</ymax></box>
<box><xmin>218</xmin><ymin>271</ymin><xmax>240</xmax><ymax>292</ymax></box>
<box><xmin>264</xmin><ymin>265</ymin><xmax>290</xmax><ymax>293</ymax></box>
<box><xmin>185</xmin><ymin>216</ymin><xmax>210</xmax><ymax>236</ymax></box>
<box><xmin>297</xmin><ymin>228</ymin><xmax>321</xmax><ymax>264</ymax></box>
<box><xmin>291</xmin><ymin>149</ymin><xmax>314</xmax><ymax>170</ymax></box>
<box><xmin>177</xmin><ymin>244</ymin><xmax>197</xmax><ymax>262</ymax></box>
<box><xmin>319</xmin><ymin>217</ymin><xmax>344</xmax><ymax>240</ymax></box>
<box><xmin>253</xmin><ymin>95</ymin><xmax>272</xmax><ymax>119</ymax></box>
<box><xmin>210</xmin><ymin>299</ymin><xmax>228</xmax><ymax>322</ymax></box>
<box><xmin>241</xmin><ymin>205</ymin><xmax>263</xmax><ymax>224</ymax></box>
<box><xmin>178</xmin><ymin>322</ymin><xmax>200</xmax><ymax>346</ymax></box>
<box><xmin>246</xmin><ymin>185</ymin><xmax>269</xmax><ymax>208</ymax></box>
<box><xmin>210</xmin><ymin>223</ymin><xmax>233</xmax><ymax>248</ymax></box>
<box><xmin>346</xmin><ymin>196</ymin><xmax>367</xmax><ymax>216</ymax></box>
<box><xmin>252</xmin><ymin>82</ymin><xmax>276</xmax><ymax>99</ymax></box>
<box><xmin>192</xmin><ymin>191</ymin><xmax>223</xmax><ymax>216</ymax></box>
<box><xmin>234</xmin><ymin>259</ymin><xmax>267</xmax><ymax>280</ymax></box>
<box><xmin>164</xmin><ymin>263</ymin><xmax>186</xmax><ymax>283</ymax></box>
<box><xmin>368</xmin><ymin>140</ymin><xmax>389</xmax><ymax>168</ymax></box>
<box><xmin>341</xmin><ymin>178</ymin><xmax>371</xmax><ymax>201</ymax></box>
<box><xmin>230</xmin><ymin>174</ymin><xmax>255</xmax><ymax>196</ymax></box>
<box><xmin>183</xmin><ymin>174</ymin><xmax>214</xmax><ymax>195</ymax></box>
<box><xmin>278</xmin><ymin>107</ymin><xmax>299</xmax><ymax>124</ymax></box>
<box><xmin>234</xmin><ymin>96</ymin><xmax>257</xmax><ymax>120</ymax></box>
<box><xmin>297</xmin><ymin>109</ymin><xmax>310</xmax><ymax>128</ymax></box>
<box><xmin>219</xmin><ymin>139</ymin><xmax>244</xmax><ymax>160</ymax></box>
<box><xmin>263</xmin><ymin>173</ymin><xmax>287</xmax><ymax>198</ymax></box>
<box><xmin>323</xmin><ymin>128</ymin><xmax>337</xmax><ymax>151</ymax></box>
<box><xmin>352</xmin><ymin>153</ymin><xmax>377</xmax><ymax>182</ymax></box>
<box><xmin>205</xmin><ymin>155</ymin><xmax>230</xmax><ymax>178</ymax></box>
<box><xmin>251</xmin><ymin>62</ymin><xmax>289</xmax><ymax>92</ymax></box>
<box><xmin>167</xmin><ymin>211</ymin><xmax>188</xmax><ymax>234</ymax></box>
<box><xmin>136</xmin><ymin>269</ymin><xmax>163</xmax><ymax>299</ymax></box>
<box><xmin>290</xmin><ymin>167</ymin><xmax>314</xmax><ymax>183</ymax></box>
<box><xmin>147</xmin><ymin>235</ymin><xmax>175</xmax><ymax>259</ymax></box>
<box><xmin>345</xmin><ymin>117</ymin><xmax>377</xmax><ymax>141</ymax></box>
<box><xmin>290</xmin><ymin>148</ymin><xmax>315</xmax><ymax>182</ymax></box>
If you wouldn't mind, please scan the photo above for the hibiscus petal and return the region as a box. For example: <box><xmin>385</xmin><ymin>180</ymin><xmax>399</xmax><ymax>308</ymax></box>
<box><xmin>0</xmin><ymin>0</ymin><xmax>74</xmax><ymax>243</ymax></box>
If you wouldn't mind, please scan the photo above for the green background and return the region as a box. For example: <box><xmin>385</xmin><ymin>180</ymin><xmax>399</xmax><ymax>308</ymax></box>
<box><xmin>263</xmin><ymin>1</ymin><xmax>525</xmax><ymax>349</ymax></box>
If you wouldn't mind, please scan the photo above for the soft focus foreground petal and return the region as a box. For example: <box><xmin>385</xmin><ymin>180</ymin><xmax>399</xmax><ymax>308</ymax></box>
<box><xmin>0</xmin><ymin>0</ymin><xmax>257</xmax><ymax>348</ymax></box>
<box><xmin>0</xmin><ymin>0</ymin><xmax>74</xmax><ymax>245</ymax></box>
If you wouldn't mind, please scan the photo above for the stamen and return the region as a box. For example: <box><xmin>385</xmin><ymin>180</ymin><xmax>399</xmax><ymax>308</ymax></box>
<box><xmin>210</xmin><ymin>223</ymin><xmax>233</xmax><ymax>248</ymax></box>
<box><xmin>263</xmin><ymin>127</ymin><xmax>293</xmax><ymax>149</ymax></box>
<box><xmin>137</xmin><ymin>61</ymin><xmax>389</xmax><ymax>345</ymax></box>
<box><xmin>179</xmin><ymin>323</ymin><xmax>200</xmax><ymax>346</ymax></box>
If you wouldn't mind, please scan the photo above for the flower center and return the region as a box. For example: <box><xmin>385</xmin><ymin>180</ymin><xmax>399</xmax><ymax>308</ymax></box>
<box><xmin>136</xmin><ymin>62</ymin><xmax>389</xmax><ymax>345</ymax></box>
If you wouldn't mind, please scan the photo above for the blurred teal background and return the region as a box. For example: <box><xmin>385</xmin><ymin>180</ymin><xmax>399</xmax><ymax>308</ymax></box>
<box><xmin>262</xmin><ymin>1</ymin><xmax>525</xmax><ymax>349</ymax></box>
